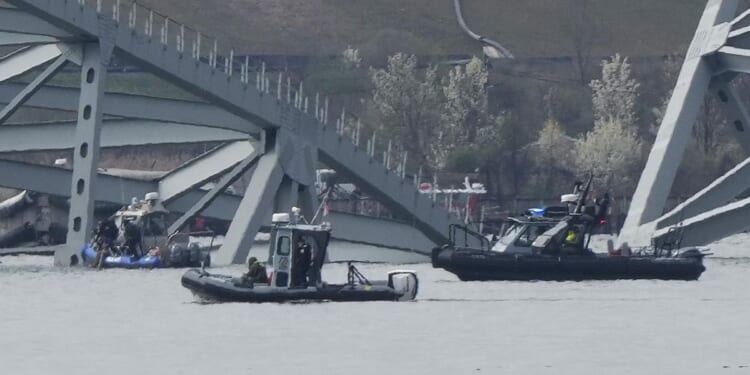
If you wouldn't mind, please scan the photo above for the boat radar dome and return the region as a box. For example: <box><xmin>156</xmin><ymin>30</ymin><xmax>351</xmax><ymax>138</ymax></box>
<box><xmin>145</xmin><ymin>192</ymin><xmax>160</xmax><ymax>202</ymax></box>
<box><xmin>561</xmin><ymin>194</ymin><xmax>578</xmax><ymax>204</ymax></box>
<box><xmin>272</xmin><ymin>213</ymin><xmax>290</xmax><ymax>224</ymax></box>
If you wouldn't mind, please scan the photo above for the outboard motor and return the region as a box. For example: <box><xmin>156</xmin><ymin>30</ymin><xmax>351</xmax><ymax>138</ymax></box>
<box><xmin>387</xmin><ymin>270</ymin><xmax>418</xmax><ymax>301</ymax></box>
<box><xmin>187</xmin><ymin>242</ymin><xmax>201</xmax><ymax>266</ymax></box>
<box><xmin>169</xmin><ymin>243</ymin><xmax>189</xmax><ymax>266</ymax></box>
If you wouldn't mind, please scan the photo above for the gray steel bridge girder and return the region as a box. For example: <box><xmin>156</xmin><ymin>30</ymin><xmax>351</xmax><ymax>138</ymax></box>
<box><xmin>0</xmin><ymin>43</ymin><xmax>74</xmax><ymax>82</ymax></box>
<box><xmin>61</xmin><ymin>42</ymin><xmax>107</xmax><ymax>266</ymax></box>
<box><xmin>653</xmin><ymin>196</ymin><xmax>750</xmax><ymax>247</ymax></box>
<box><xmin>0</xmin><ymin>6</ymin><xmax>71</xmax><ymax>37</ymax></box>
<box><xmin>0</xmin><ymin>158</ymin><xmax>437</xmax><ymax>253</ymax></box>
<box><xmin>708</xmin><ymin>78</ymin><xmax>750</xmax><ymax>153</ymax></box>
<box><xmin>214</xmin><ymin>150</ymin><xmax>286</xmax><ymax>266</ymax></box>
<box><xmin>656</xmin><ymin>155</ymin><xmax>750</xmax><ymax>228</ymax></box>
<box><xmin>0</xmin><ymin>83</ymin><xmax>259</xmax><ymax>133</ymax></box>
<box><xmin>167</xmin><ymin>152</ymin><xmax>260</xmax><ymax>235</ymax></box>
<box><xmin>619</xmin><ymin>0</ymin><xmax>740</xmax><ymax>248</ymax></box>
<box><xmin>5</xmin><ymin>0</ymin><xmax>471</xmax><ymax>259</ymax></box>
<box><xmin>0</xmin><ymin>51</ymin><xmax>70</xmax><ymax>123</ymax></box>
<box><xmin>158</xmin><ymin>140</ymin><xmax>258</xmax><ymax>202</ymax></box>
<box><xmin>316</xmin><ymin>119</ymin><xmax>463</xmax><ymax>248</ymax></box>
<box><xmin>5</xmin><ymin>0</ymin><xmax>285</xmax><ymax>134</ymax></box>
<box><xmin>0</xmin><ymin>158</ymin><xmax>237</xmax><ymax>221</ymax></box>
<box><xmin>0</xmin><ymin>31</ymin><xmax>59</xmax><ymax>46</ymax></box>
<box><xmin>0</xmin><ymin>119</ymin><xmax>249</xmax><ymax>152</ymax></box>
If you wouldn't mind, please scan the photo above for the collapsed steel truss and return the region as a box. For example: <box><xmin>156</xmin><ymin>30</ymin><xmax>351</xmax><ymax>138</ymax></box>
<box><xmin>0</xmin><ymin>0</ymin><xmax>467</xmax><ymax>266</ymax></box>
<box><xmin>621</xmin><ymin>0</ymin><xmax>750</xmax><ymax>249</ymax></box>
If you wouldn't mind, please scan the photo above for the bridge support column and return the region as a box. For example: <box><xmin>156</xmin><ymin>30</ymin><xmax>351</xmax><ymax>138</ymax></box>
<box><xmin>299</xmin><ymin>185</ymin><xmax>319</xmax><ymax>222</ymax></box>
<box><xmin>274</xmin><ymin>177</ymin><xmax>299</xmax><ymax>214</ymax></box>
<box><xmin>213</xmin><ymin>147</ymin><xmax>285</xmax><ymax>266</ymax></box>
<box><xmin>59</xmin><ymin>43</ymin><xmax>108</xmax><ymax>266</ymax></box>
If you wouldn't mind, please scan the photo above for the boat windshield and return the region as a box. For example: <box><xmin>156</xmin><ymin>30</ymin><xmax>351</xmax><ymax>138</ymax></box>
<box><xmin>499</xmin><ymin>223</ymin><xmax>523</xmax><ymax>245</ymax></box>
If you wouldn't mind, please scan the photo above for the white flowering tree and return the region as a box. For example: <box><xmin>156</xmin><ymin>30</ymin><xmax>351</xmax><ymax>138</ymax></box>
<box><xmin>578</xmin><ymin>53</ymin><xmax>644</xmax><ymax>197</ymax></box>
<box><xmin>341</xmin><ymin>46</ymin><xmax>362</xmax><ymax>69</ymax></box>
<box><xmin>590</xmin><ymin>53</ymin><xmax>640</xmax><ymax>128</ymax></box>
<box><xmin>369</xmin><ymin>53</ymin><xmax>442</xmax><ymax>171</ymax></box>
<box><xmin>575</xmin><ymin>118</ymin><xmax>643</xmax><ymax>196</ymax></box>
<box><xmin>442</xmin><ymin>57</ymin><xmax>490</xmax><ymax>144</ymax></box>
<box><xmin>527</xmin><ymin>118</ymin><xmax>575</xmax><ymax>196</ymax></box>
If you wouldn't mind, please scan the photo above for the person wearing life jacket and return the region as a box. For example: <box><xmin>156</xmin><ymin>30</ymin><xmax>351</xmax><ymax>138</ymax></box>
<box><xmin>561</xmin><ymin>226</ymin><xmax>582</xmax><ymax>255</ymax></box>
<box><xmin>235</xmin><ymin>257</ymin><xmax>268</xmax><ymax>287</ymax></box>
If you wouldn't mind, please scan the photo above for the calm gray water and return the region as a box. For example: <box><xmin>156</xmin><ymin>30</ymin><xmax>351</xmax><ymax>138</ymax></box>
<box><xmin>1</xmin><ymin>240</ymin><xmax>749</xmax><ymax>375</ymax></box>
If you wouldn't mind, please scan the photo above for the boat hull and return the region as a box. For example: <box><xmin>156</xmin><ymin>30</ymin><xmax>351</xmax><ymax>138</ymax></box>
<box><xmin>82</xmin><ymin>245</ymin><xmax>162</xmax><ymax>269</ymax></box>
<box><xmin>432</xmin><ymin>247</ymin><xmax>706</xmax><ymax>281</ymax></box>
<box><xmin>181</xmin><ymin>269</ymin><xmax>416</xmax><ymax>303</ymax></box>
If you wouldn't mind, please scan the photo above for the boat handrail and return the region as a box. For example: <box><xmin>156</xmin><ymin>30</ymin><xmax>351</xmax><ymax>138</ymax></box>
<box><xmin>347</xmin><ymin>262</ymin><xmax>371</xmax><ymax>286</ymax></box>
<box><xmin>449</xmin><ymin>224</ymin><xmax>491</xmax><ymax>250</ymax></box>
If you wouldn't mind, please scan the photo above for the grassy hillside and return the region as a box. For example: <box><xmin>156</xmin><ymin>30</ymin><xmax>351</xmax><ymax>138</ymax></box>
<box><xmin>134</xmin><ymin>0</ymin><xmax>711</xmax><ymax>58</ymax></box>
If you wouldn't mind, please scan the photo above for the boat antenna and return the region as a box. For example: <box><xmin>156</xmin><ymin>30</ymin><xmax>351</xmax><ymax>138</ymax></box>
<box><xmin>310</xmin><ymin>186</ymin><xmax>334</xmax><ymax>224</ymax></box>
<box><xmin>573</xmin><ymin>172</ymin><xmax>594</xmax><ymax>215</ymax></box>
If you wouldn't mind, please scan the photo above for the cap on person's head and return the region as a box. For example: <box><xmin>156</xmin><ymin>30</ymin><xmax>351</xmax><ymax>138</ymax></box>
<box><xmin>248</xmin><ymin>256</ymin><xmax>257</xmax><ymax>264</ymax></box>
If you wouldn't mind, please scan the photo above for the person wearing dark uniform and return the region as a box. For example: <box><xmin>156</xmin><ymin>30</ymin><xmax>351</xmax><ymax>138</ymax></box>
<box><xmin>94</xmin><ymin>219</ymin><xmax>118</xmax><ymax>252</ymax></box>
<box><xmin>235</xmin><ymin>257</ymin><xmax>268</xmax><ymax>287</ymax></box>
<box><xmin>122</xmin><ymin>219</ymin><xmax>142</xmax><ymax>258</ymax></box>
<box><xmin>292</xmin><ymin>238</ymin><xmax>312</xmax><ymax>287</ymax></box>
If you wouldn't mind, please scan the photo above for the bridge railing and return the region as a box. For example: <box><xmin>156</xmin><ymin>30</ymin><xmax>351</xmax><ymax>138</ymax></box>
<box><xmin>56</xmin><ymin>0</ymin><xmax>470</xmax><ymax>246</ymax></box>
<box><xmin>76</xmin><ymin>0</ymin><xmax>415</xmax><ymax>183</ymax></box>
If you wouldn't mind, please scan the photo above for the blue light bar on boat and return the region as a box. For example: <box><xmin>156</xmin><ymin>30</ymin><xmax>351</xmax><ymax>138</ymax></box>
<box><xmin>528</xmin><ymin>208</ymin><xmax>545</xmax><ymax>216</ymax></box>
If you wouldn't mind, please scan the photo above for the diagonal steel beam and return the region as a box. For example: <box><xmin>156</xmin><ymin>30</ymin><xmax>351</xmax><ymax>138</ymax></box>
<box><xmin>0</xmin><ymin>82</ymin><xmax>258</xmax><ymax>132</ymax></box>
<box><xmin>715</xmin><ymin>46</ymin><xmax>750</xmax><ymax>74</ymax></box>
<box><xmin>0</xmin><ymin>119</ymin><xmax>249</xmax><ymax>152</ymax></box>
<box><xmin>0</xmin><ymin>44</ymin><xmax>69</xmax><ymax>82</ymax></box>
<box><xmin>656</xmin><ymin>155</ymin><xmax>750</xmax><ymax>228</ymax></box>
<box><xmin>3</xmin><ymin>0</ymin><xmax>474</xmax><ymax>251</ymax></box>
<box><xmin>653</xmin><ymin>195</ymin><xmax>750</xmax><ymax>247</ymax></box>
<box><xmin>5</xmin><ymin>0</ymin><xmax>284</xmax><ymax>132</ymax></box>
<box><xmin>214</xmin><ymin>151</ymin><xmax>285</xmax><ymax>266</ymax></box>
<box><xmin>0</xmin><ymin>53</ymin><xmax>68</xmax><ymax>123</ymax></box>
<box><xmin>619</xmin><ymin>0</ymin><xmax>740</xmax><ymax>248</ymax></box>
<box><xmin>708</xmin><ymin>79</ymin><xmax>750</xmax><ymax>153</ymax></box>
<box><xmin>158</xmin><ymin>140</ymin><xmax>258</xmax><ymax>203</ymax></box>
<box><xmin>167</xmin><ymin>152</ymin><xmax>259</xmax><ymax>235</ymax></box>
<box><xmin>0</xmin><ymin>158</ymin><xmax>241</xmax><ymax>220</ymax></box>
<box><xmin>0</xmin><ymin>6</ymin><xmax>71</xmax><ymax>37</ymax></box>
<box><xmin>0</xmin><ymin>158</ymin><xmax>437</xmax><ymax>253</ymax></box>
<box><xmin>0</xmin><ymin>31</ymin><xmax>59</xmax><ymax>46</ymax></box>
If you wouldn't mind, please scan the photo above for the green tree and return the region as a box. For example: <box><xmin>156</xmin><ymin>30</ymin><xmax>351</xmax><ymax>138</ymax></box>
<box><xmin>369</xmin><ymin>53</ymin><xmax>442</xmax><ymax>172</ymax></box>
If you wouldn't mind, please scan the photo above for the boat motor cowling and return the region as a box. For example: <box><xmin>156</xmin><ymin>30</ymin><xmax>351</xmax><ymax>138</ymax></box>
<box><xmin>387</xmin><ymin>270</ymin><xmax>418</xmax><ymax>301</ymax></box>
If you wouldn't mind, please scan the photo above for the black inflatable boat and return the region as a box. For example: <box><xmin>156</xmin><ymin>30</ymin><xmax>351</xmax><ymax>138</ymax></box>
<box><xmin>181</xmin><ymin>212</ymin><xmax>418</xmax><ymax>303</ymax></box>
<box><xmin>432</xmin><ymin>245</ymin><xmax>706</xmax><ymax>281</ymax></box>
<box><xmin>433</xmin><ymin>176</ymin><xmax>707</xmax><ymax>281</ymax></box>
<box><xmin>182</xmin><ymin>266</ymin><xmax>418</xmax><ymax>303</ymax></box>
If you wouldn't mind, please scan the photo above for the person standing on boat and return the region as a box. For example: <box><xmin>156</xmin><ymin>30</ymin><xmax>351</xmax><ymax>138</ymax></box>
<box><xmin>122</xmin><ymin>219</ymin><xmax>142</xmax><ymax>258</ymax></box>
<box><xmin>594</xmin><ymin>192</ymin><xmax>611</xmax><ymax>232</ymax></box>
<box><xmin>293</xmin><ymin>238</ymin><xmax>312</xmax><ymax>287</ymax></box>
